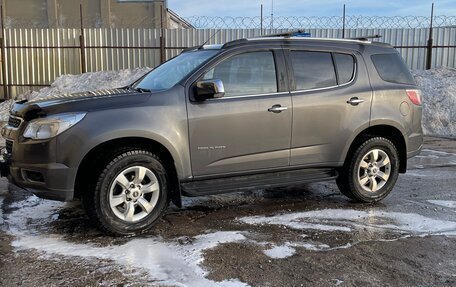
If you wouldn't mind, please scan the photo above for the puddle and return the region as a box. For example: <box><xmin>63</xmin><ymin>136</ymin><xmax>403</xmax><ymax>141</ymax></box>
<box><xmin>409</xmin><ymin>149</ymin><xmax>456</xmax><ymax>169</ymax></box>
<box><xmin>428</xmin><ymin>200</ymin><xmax>456</xmax><ymax>209</ymax></box>
<box><xmin>239</xmin><ymin>209</ymin><xmax>456</xmax><ymax>237</ymax></box>
<box><xmin>238</xmin><ymin>208</ymin><xmax>456</xmax><ymax>255</ymax></box>
<box><xmin>404</xmin><ymin>169</ymin><xmax>456</xmax><ymax>179</ymax></box>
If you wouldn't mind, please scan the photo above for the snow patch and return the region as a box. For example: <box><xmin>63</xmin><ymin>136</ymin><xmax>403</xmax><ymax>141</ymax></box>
<box><xmin>428</xmin><ymin>200</ymin><xmax>456</xmax><ymax>209</ymax></box>
<box><xmin>5</xmin><ymin>197</ymin><xmax>248</xmax><ymax>287</ymax></box>
<box><xmin>239</xmin><ymin>209</ymin><xmax>456</xmax><ymax>236</ymax></box>
<box><xmin>5</xmin><ymin>196</ymin><xmax>64</xmax><ymax>234</ymax></box>
<box><xmin>332</xmin><ymin>279</ymin><xmax>344</xmax><ymax>286</ymax></box>
<box><xmin>263</xmin><ymin>244</ymin><xmax>296</xmax><ymax>259</ymax></box>
<box><xmin>413</xmin><ymin>67</ymin><xmax>456</xmax><ymax>138</ymax></box>
<box><xmin>12</xmin><ymin>232</ymin><xmax>248</xmax><ymax>287</ymax></box>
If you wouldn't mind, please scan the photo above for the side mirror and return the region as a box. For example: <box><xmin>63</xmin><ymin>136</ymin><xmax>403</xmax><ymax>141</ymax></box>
<box><xmin>195</xmin><ymin>79</ymin><xmax>225</xmax><ymax>101</ymax></box>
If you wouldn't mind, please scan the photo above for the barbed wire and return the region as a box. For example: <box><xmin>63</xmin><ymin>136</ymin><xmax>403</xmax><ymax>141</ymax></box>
<box><xmin>184</xmin><ymin>15</ymin><xmax>456</xmax><ymax>29</ymax></box>
<box><xmin>4</xmin><ymin>15</ymin><xmax>456</xmax><ymax>29</ymax></box>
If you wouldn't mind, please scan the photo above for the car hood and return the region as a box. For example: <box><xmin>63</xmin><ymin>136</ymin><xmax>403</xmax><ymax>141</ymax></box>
<box><xmin>10</xmin><ymin>88</ymin><xmax>150</xmax><ymax>120</ymax></box>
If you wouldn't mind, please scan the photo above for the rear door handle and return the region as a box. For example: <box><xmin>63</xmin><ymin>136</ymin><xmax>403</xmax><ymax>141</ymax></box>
<box><xmin>268</xmin><ymin>105</ymin><xmax>288</xmax><ymax>113</ymax></box>
<box><xmin>347</xmin><ymin>97</ymin><xmax>365</xmax><ymax>106</ymax></box>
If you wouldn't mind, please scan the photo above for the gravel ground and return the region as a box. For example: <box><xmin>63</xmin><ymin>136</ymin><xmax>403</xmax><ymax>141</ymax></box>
<box><xmin>1</xmin><ymin>137</ymin><xmax>456</xmax><ymax>286</ymax></box>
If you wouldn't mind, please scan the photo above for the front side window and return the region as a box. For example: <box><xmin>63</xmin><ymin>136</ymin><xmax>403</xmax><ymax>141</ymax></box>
<box><xmin>134</xmin><ymin>50</ymin><xmax>219</xmax><ymax>91</ymax></box>
<box><xmin>290</xmin><ymin>51</ymin><xmax>337</xmax><ymax>90</ymax></box>
<box><xmin>203</xmin><ymin>51</ymin><xmax>277</xmax><ymax>97</ymax></box>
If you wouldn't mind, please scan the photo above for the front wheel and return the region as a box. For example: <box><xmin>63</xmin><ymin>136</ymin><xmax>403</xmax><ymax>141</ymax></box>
<box><xmin>83</xmin><ymin>149</ymin><xmax>169</xmax><ymax>235</ymax></box>
<box><xmin>336</xmin><ymin>137</ymin><xmax>400</xmax><ymax>203</ymax></box>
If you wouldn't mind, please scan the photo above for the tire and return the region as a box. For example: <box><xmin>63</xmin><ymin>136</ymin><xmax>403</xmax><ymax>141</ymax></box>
<box><xmin>336</xmin><ymin>137</ymin><xmax>400</xmax><ymax>203</ymax></box>
<box><xmin>82</xmin><ymin>149</ymin><xmax>169</xmax><ymax>235</ymax></box>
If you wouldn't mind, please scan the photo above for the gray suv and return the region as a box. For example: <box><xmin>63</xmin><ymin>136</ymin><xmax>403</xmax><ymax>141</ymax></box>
<box><xmin>1</xmin><ymin>36</ymin><xmax>423</xmax><ymax>235</ymax></box>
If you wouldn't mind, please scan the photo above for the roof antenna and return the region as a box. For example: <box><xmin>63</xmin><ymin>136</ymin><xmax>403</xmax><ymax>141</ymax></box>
<box><xmin>270</xmin><ymin>0</ymin><xmax>274</xmax><ymax>29</ymax></box>
<box><xmin>198</xmin><ymin>29</ymin><xmax>221</xmax><ymax>49</ymax></box>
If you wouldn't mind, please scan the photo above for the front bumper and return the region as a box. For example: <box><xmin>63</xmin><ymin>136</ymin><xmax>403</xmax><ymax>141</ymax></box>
<box><xmin>1</xmin><ymin>121</ymin><xmax>77</xmax><ymax>202</ymax></box>
<box><xmin>0</xmin><ymin>155</ymin><xmax>76</xmax><ymax>202</ymax></box>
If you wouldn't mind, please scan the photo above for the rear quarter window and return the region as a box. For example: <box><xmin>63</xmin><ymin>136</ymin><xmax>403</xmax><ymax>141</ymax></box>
<box><xmin>371</xmin><ymin>53</ymin><xmax>416</xmax><ymax>85</ymax></box>
<box><xmin>334</xmin><ymin>53</ymin><xmax>355</xmax><ymax>84</ymax></box>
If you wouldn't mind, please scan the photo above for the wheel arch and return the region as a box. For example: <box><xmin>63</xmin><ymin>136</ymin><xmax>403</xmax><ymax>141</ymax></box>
<box><xmin>74</xmin><ymin>137</ymin><xmax>182</xmax><ymax>207</ymax></box>
<box><xmin>343</xmin><ymin>124</ymin><xmax>408</xmax><ymax>173</ymax></box>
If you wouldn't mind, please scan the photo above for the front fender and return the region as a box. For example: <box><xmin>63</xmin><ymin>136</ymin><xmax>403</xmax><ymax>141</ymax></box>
<box><xmin>56</xmin><ymin>104</ymin><xmax>191</xmax><ymax>181</ymax></box>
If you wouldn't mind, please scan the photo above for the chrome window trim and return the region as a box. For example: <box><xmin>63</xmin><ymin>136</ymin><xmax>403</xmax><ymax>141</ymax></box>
<box><xmin>206</xmin><ymin>91</ymin><xmax>290</xmax><ymax>101</ymax></box>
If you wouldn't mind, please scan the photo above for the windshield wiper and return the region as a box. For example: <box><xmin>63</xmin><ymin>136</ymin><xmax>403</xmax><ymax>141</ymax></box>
<box><xmin>124</xmin><ymin>86</ymin><xmax>151</xmax><ymax>93</ymax></box>
<box><xmin>134</xmin><ymin>87</ymin><xmax>151</xmax><ymax>93</ymax></box>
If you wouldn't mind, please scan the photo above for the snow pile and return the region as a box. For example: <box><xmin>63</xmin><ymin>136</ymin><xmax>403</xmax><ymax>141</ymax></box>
<box><xmin>0</xmin><ymin>67</ymin><xmax>151</xmax><ymax>121</ymax></box>
<box><xmin>413</xmin><ymin>67</ymin><xmax>456</xmax><ymax>138</ymax></box>
<box><xmin>25</xmin><ymin>67</ymin><xmax>151</xmax><ymax>100</ymax></box>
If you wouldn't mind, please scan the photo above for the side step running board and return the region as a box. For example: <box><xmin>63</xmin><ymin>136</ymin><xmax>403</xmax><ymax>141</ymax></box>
<box><xmin>181</xmin><ymin>168</ymin><xmax>338</xmax><ymax>196</ymax></box>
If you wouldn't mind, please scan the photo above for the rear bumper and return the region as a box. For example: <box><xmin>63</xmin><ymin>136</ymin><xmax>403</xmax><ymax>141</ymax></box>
<box><xmin>407</xmin><ymin>132</ymin><xmax>424</xmax><ymax>159</ymax></box>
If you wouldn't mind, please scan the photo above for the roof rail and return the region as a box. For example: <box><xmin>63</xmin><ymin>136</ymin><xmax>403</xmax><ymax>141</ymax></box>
<box><xmin>349</xmin><ymin>35</ymin><xmax>382</xmax><ymax>41</ymax></box>
<box><xmin>259</xmin><ymin>30</ymin><xmax>310</xmax><ymax>38</ymax></box>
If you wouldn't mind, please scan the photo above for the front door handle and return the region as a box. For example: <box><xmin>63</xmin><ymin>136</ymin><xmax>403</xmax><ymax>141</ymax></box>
<box><xmin>268</xmin><ymin>104</ymin><xmax>288</xmax><ymax>113</ymax></box>
<box><xmin>347</xmin><ymin>97</ymin><xmax>365</xmax><ymax>106</ymax></box>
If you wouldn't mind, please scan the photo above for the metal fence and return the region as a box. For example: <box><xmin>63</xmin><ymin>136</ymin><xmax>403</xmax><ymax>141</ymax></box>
<box><xmin>1</xmin><ymin>27</ymin><xmax>455</xmax><ymax>99</ymax></box>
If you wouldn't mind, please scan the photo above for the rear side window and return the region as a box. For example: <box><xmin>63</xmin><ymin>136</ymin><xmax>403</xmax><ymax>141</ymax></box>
<box><xmin>371</xmin><ymin>53</ymin><xmax>415</xmax><ymax>85</ymax></box>
<box><xmin>334</xmin><ymin>53</ymin><xmax>355</xmax><ymax>84</ymax></box>
<box><xmin>290</xmin><ymin>51</ymin><xmax>337</xmax><ymax>90</ymax></box>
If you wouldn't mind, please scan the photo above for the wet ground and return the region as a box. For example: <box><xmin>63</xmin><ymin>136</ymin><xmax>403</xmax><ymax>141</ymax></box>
<box><xmin>1</xmin><ymin>137</ymin><xmax>456</xmax><ymax>287</ymax></box>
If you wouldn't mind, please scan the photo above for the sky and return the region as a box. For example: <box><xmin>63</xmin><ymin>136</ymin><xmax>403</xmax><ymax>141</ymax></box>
<box><xmin>167</xmin><ymin>0</ymin><xmax>456</xmax><ymax>17</ymax></box>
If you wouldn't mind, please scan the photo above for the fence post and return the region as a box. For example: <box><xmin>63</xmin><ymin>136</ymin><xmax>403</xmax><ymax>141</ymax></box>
<box><xmin>160</xmin><ymin>5</ymin><xmax>166</xmax><ymax>64</ymax></box>
<box><xmin>425</xmin><ymin>3</ymin><xmax>434</xmax><ymax>70</ymax></box>
<box><xmin>260</xmin><ymin>4</ymin><xmax>263</xmax><ymax>36</ymax></box>
<box><xmin>342</xmin><ymin>4</ymin><xmax>346</xmax><ymax>39</ymax></box>
<box><xmin>79</xmin><ymin>4</ymin><xmax>86</xmax><ymax>74</ymax></box>
<box><xmin>0</xmin><ymin>5</ymin><xmax>8</xmax><ymax>100</ymax></box>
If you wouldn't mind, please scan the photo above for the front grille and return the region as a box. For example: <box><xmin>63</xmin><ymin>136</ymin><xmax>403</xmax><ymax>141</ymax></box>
<box><xmin>7</xmin><ymin>116</ymin><xmax>22</xmax><ymax>128</ymax></box>
<box><xmin>5</xmin><ymin>140</ymin><xmax>13</xmax><ymax>154</ymax></box>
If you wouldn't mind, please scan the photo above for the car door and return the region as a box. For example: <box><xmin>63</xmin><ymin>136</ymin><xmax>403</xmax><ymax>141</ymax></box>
<box><xmin>286</xmin><ymin>49</ymin><xmax>372</xmax><ymax>166</ymax></box>
<box><xmin>187</xmin><ymin>49</ymin><xmax>292</xmax><ymax>177</ymax></box>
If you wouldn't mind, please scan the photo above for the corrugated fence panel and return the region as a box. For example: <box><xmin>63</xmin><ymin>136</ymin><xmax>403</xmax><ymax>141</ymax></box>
<box><xmin>0</xmin><ymin>27</ymin><xmax>454</xmax><ymax>99</ymax></box>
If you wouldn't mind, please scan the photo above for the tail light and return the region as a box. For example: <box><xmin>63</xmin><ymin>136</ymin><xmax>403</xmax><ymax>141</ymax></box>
<box><xmin>406</xmin><ymin>89</ymin><xmax>422</xmax><ymax>106</ymax></box>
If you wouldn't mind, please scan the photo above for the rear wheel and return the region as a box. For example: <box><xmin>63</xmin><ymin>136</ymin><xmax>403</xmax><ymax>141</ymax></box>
<box><xmin>336</xmin><ymin>137</ymin><xmax>399</xmax><ymax>202</ymax></box>
<box><xmin>83</xmin><ymin>149</ymin><xmax>169</xmax><ymax>235</ymax></box>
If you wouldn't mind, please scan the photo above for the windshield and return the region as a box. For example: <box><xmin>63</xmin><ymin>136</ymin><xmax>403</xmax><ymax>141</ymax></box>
<box><xmin>133</xmin><ymin>50</ymin><xmax>219</xmax><ymax>91</ymax></box>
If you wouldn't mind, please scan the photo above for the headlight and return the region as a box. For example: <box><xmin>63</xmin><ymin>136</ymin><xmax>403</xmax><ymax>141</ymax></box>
<box><xmin>23</xmin><ymin>112</ymin><xmax>86</xmax><ymax>140</ymax></box>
